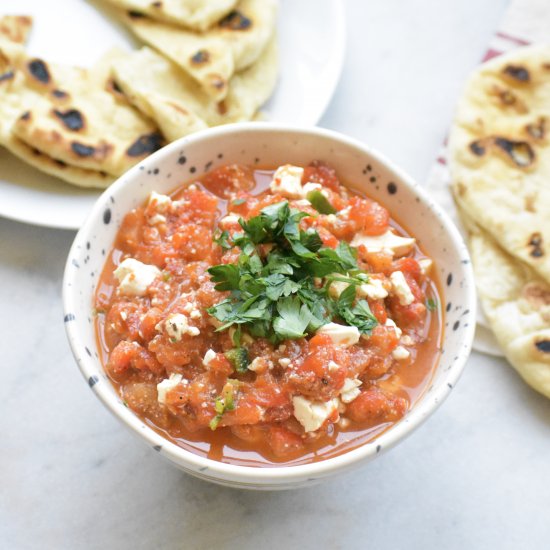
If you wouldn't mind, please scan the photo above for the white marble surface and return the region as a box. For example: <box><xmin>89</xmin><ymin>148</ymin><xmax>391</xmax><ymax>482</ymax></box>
<box><xmin>2</xmin><ymin>1</ymin><xmax>550</xmax><ymax>548</ymax></box>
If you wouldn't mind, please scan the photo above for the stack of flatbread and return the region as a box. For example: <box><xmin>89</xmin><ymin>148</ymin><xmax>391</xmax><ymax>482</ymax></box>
<box><xmin>0</xmin><ymin>0</ymin><xmax>278</xmax><ymax>188</ymax></box>
<box><xmin>449</xmin><ymin>45</ymin><xmax>550</xmax><ymax>399</ymax></box>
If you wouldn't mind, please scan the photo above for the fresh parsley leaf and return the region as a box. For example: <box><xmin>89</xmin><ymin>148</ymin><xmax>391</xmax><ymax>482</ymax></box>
<box><xmin>338</xmin><ymin>284</ymin><xmax>357</xmax><ymax>310</ymax></box>
<box><xmin>208</xmin><ymin>264</ymin><xmax>241</xmax><ymax>291</ymax></box>
<box><xmin>273</xmin><ymin>296</ymin><xmax>312</xmax><ymax>340</ymax></box>
<box><xmin>232</xmin><ymin>198</ymin><xmax>246</xmax><ymax>206</ymax></box>
<box><xmin>214</xmin><ymin>230</ymin><xmax>232</xmax><ymax>250</ymax></box>
<box><xmin>306</xmin><ymin>189</ymin><xmax>337</xmax><ymax>214</ymax></box>
<box><xmin>338</xmin><ymin>298</ymin><xmax>378</xmax><ymax>335</ymax></box>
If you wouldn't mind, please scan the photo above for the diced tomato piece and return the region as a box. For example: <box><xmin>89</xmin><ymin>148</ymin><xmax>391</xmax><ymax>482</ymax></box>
<box><xmin>200</xmin><ymin>164</ymin><xmax>256</xmax><ymax>198</ymax></box>
<box><xmin>107</xmin><ymin>341</ymin><xmax>163</xmax><ymax>379</ymax></box>
<box><xmin>348</xmin><ymin>196</ymin><xmax>389</xmax><ymax>236</ymax></box>
<box><xmin>316</xmin><ymin>226</ymin><xmax>339</xmax><ymax>248</ymax></box>
<box><xmin>268</xmin><ymin>426</ymin><xmax>305</xmax><ymax>457</ymax></box>
<box><xmin>302</xmin><ymin>161</ymin><xmax>341</xmax><ymax>191</ymax></box>
<box><xmin>369</xmin><ymin>300</ymin><xmax>388</xmax><ymax>324</ymax></box>
<box><xmin>346</xmin><ymin>387</ymin><xmax>408</xmax><ymax>425</ymax></box>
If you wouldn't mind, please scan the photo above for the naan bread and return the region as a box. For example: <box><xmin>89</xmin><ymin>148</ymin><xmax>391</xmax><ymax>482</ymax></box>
<box><xmin>460</xmin><ymin>208</ymin><xmax>550</xmax><ymax>399</ymax></box>
<box><xmin>0</xmin><ymin>15</ymin><xmax>32</xmax><ymax>44</ymax></box>
<box><xmin>109</xmin><ymin>36</ymin><xmax>278</xmax><ymax>141</ymax></box>
<box><xmin>449</xmin><ymin>45</ymin><xmax>550</xmax><ymax>285</ymax></box>
<box><xmin>0</xmin><ymin>38</ymin><xmax>163</xmax><ymax>182</ymax></box>
<box><xmin>116</xmin><ymin>0</ymin><xmax>277</xmax><ymax>101</ymax></box>
<box><xmin>100</xmin><ymin>0</ymin><xmax>238</xmax><ymax>31</ymax></box>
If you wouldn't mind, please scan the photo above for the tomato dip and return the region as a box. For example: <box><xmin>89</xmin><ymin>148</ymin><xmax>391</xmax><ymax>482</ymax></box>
<box><xmin>95</xmin><ymin>162</ymin><xmax>443</xmax><ymax>465</ymax></box>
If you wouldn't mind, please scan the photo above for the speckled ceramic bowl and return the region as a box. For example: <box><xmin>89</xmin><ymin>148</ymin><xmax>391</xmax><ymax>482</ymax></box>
<box><xmin>63</xmin><ymin>123</ymin><xmax>476</xmax><ymax>490</ymax></box>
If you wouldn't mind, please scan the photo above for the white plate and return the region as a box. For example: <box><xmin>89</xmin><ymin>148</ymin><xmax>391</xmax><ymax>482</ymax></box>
<box><xmin>0</xmin><ymin>0</ymin><xmax>346</xmax><ymax>230</ymax></box>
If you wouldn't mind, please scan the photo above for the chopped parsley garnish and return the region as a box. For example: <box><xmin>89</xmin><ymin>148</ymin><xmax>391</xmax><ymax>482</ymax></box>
<box><xmin>207</xmin><ymin>201</ymin><xmax>378</xmax><ymax>344</ymax></box>
<box><xmin>426</xmin><ymin>298</ymin><xmax>438</xmax><ymax>311</ymax></box>
<box><xmin>306</xmin><ymin>189</ymin><xmax>336</xmax><ymax>215</ymax></box>
<box><xmin>209</xmin><ymin>380</ymin><xmax>238</xmax><ymax>430</ymax></box>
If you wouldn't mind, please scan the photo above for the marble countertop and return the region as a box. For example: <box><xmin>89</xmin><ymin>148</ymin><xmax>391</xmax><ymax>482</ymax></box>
<box><xmin>2</xmin><ymin>1</ymin><xmax>550</xmax><ymax>548</ymax></box>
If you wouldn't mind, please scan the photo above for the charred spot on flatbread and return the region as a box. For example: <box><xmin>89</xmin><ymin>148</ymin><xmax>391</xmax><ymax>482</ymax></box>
<box><xmin>151</xmin><ymin>1</ymin><xmax>162</xmax><ymax>7</ymax></box>
<box><xmin>208</xmin><ymin>74</ymin><xmax>227</xmax><ymax>92</ymax></box>
<box><xmin>71</xmin><ymin>142</ymin><xmax>97</xmax><ymax>157</ymax></box>
<box><xmin>219</xmin><ymin>10</ymin><xmax>252</xmax><ymax>31</ymax></box>
<box><xmin>51</xmin><ymin>89</ymin><xmax>69</xmax><ymax>99</ymax></box>
<box><xmin>469</xmin><ymin>139</ymin><xmax>487</xmax><ymax>156</ymax></box>
<box><xmin>128</xmin><ymin>10</ymin><xmax>147</xmax><ymax>19</ymax></box>
<box><xmin>528</xmin><ymin>232</ymin><xmax>544</xmax><ymax>258</ymax></box>
<box><xmin>105</xmin><ymin>77</ymin><xmax>127</xmax><ymax>102</ymax></box>
<box><xmin>526</xmin><ymin>117</ymin><xmax>546</xmax><ymax>140</ymax></box>
<box><xmin>534</xmin><ymin>339</ymin><xmax>550</xmax><ymax>353</ymax></box>
<box><xmin>522</xmin><ymin>282</ymin><xmax>550</xmax><ymax>308</ymax></box>
<box><xmin>53</xmin><ymin>109</ymin><xmax>85</xmax><ymax>131</ymax></box>
<box><xmin>491</xmin><ymin>86</ymin><xmax>528</xmax><ymax>113</ymax></box>
<box><xmin>27</xmin><ymin>59</ymin><xmax>51</xmax><ymax>84</ymax></box>
<box><xmin>0</xmin><ymin>70</ymin><xmax>14</xmax><ymax>82</ymax></box>
<box><xmin>126</xmin><ymin>132</ymin><xmax>163</xmax><ymax>157</ymax></box>
<box><xmin>19</xmin><ymin>111</ymin><xmax>31</xmax><ymax>121</ymax></box>
<box><xmin>493</xmin><ymin>137</ymin><xmax>535</xmax><ymax>168</ymax></box>
<box><xmin>502</xmin><ymin>64</ymin><xmax>530</xmax><ymax>83</ymax></box>
<box><xmin>190</xmin><ymin>50</ymin><xmax>210</xmax><ymax>65</ymax></box>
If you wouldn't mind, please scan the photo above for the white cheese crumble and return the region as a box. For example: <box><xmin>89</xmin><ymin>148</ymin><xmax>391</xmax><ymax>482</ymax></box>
<box><xmin>327</xmin><ymin>277</ymin><xmax>349</xmax><ymax>299</ymax></box>
<box><xmin>114</xmin><ymin>258</ymin><xmax>161</xmax><ymax>296</ymax></box>
<box><xmin>148</xmin><ymin>214</ymin><xmax>166</xmax><ymax>226</ymax></box>
<box><xmin>392</xmin><ymin>346</ymin><xmax>410</xmax><ymax>360</ymax></box>
<box><xmin>350</xmin><ymin>229</ymin><xmax>415</xmax><ymax>257</ymax></box>
<box><xmin>357</xmin><ymin>277</ymin><xmax>389</xmax><ymax>300</ymax></box>
<box><xmin>269</xmin><ymin>165</ymin><xmax>322</xmax><ymax>199</ymax></box>
<box><xmin>270</xmin><ymin>164</ymin><xmax>304</xmax><ymax>198</ymax></box>
<box><xmin>157</xmin><ymin>373</ymin><xmax>182</xmax><ymax>404</ymax></box>
<box><xmin>248</xmin><ymin>357</ymin><xmax>271</xmax><ymax>373</ymax></box>
<box><xmin>385</xmin><ymin>318</ymin><xmax>402</xmax><ymax>338</ymax></box>
<box><xmin>202</xmin><ymin>349</ymin><xmax>217</xmax><ymax>367</ymax></box>
<box><xmin>340</xmin><ymin>377</ymin><xmax>362</xmax><ymax>404</ymax></box>
<box><xmin>148</xmin><ymin>191</ymin><xmax>172</xmax><ymax>213</ymax></box>
<box><xmin>316</xmin><ymin>322</ymin><xmax>360</xmax><ymax>347</ymax></box>
<box><xmin>418</xmin><ymin>258</ymin><xmax>433</xmax><ymax>276</ymax></box>
<box><xmin>219</xmin><ymin>214</ymin><xmax>241</xmax><ymax>229</ymax></box>
<box><xmin>390</xmin><ymin>271</ymin><xmax>415</xmax><ymax>306</ymax></box>
<box><xmin>328</xmin><ymin>360</ymin><xmax>340</xmax><ymax>372</ymax></box>
<box><xmin>159</xmin><ymin>313</ymin><xmax>200</xmax><ymax>341</ymax></box>
<box><xmin>292</xmin><ymin>395</ymin><xmax>339</xmax><ymax>432</ymax></box>
<box><xmin>278</xmin><ymin>357</ymin><xmax>291</xmax><ymax>368</ymax></box>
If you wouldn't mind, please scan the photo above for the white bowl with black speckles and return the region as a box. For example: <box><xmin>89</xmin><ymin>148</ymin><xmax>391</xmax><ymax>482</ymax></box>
<box><xmin>63</xmin><ymin>123</ymin><xmax>476</xmax><ymax>490</ymax></box>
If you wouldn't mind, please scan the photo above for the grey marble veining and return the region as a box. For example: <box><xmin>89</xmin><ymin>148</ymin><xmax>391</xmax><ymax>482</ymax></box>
<box><xmin>2</xmin><ymin>1</ymin><xmax>550</xmax><ymax>549</ymax></box>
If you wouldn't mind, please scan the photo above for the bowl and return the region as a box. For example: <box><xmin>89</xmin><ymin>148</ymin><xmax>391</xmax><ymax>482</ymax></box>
<box><xmin>63</xmin><ymin>123</ymin><xmax>476</xmax><ymax>490</ymax></box>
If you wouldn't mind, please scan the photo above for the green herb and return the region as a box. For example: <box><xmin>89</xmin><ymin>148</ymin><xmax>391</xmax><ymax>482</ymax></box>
<box><xmin>426</xmin><ymin>298</ymin><xmax>438</xmax><ymax>311</ymax></box>
<box><xmin>206</xmin><ymin>200</ymin><xmax>378</xmax><ymax>343</ymax></box>
<box><xmin>214</xmin><ymin>230</ymin><xmax>232</xmax><ymax>250</ymax></box>
<box><xmin>209</xmin><ymin>380</ymin><xmax>238</xmax><ymax>430</ymax></box>
<box><xmin>306</xmin><ymin>189</ymin><xmax>337</xmax><ymax>215</ymax></box>
<box><xmin>232</xmin><ymin>198</ymin><xmax>246</xmax><ymax>206</ymax></box>
<box><xmin>224</xmin><ymin>348</ymin><xmax>250</xmax><ymax>373</ymax></box>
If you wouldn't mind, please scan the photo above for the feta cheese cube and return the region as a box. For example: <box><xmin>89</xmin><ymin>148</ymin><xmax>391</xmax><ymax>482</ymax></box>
<box><xmin>292</xmin><ymin>395</ymin><xmax>339</xmax><ymax>432</ymax></box>
<box><xmin>278</xmin><ymin>358</ymin><xmax>291</xmax><ymax>368</ymax></box>
<box><xmin>161</xmin><ymin>313</ymin><xmax>200</xmax><ymax>341</ymax></box>
<box><xmin>202</xmin><ymin>349</ymin><xmax>217</xmax><ymax>367</ymax></box>
<box><xmin>270</xmin><ymin>165</ymin><xmax>305</xmax><ymax>199</ymax></box>
<box><xmin>316</xmin><ymin>322</ymin><xmax>360</xmax><ymax>347</ymax></box>
<box><xmin>350</xmin><ymin>229</ymin><xmax>415</xmax><ymax>258</ymax></box>
<box><xmin>392</xmin><ymin>345</ymin><xmax>410</xmax><ymax>360</ymax></box>
<box><xmin>157</xmin><ymin>373</ymin><xmax>182</xmax><ymax>404</ymax></box>
<box><xmin>340</xmin><ymin>377</ymin><xmax>362</xmax><ymax>403</ymax></box>
<box><xmin>148</xmin><ymin>213</ymin><xmax>166</xmax><ymax>226</ymax></box>
<box><xmin>219</xmin><ymin>214</ymin><xmax>241</xmax><ymax>230</ymax></box>
<box><xmin>357</xmin><ymin>277</ymin><xmax>389</xmax><ymax>300</ymax></box>
<box><xmin>385</xmin><ymin>318</ymin><xmax>402</xmax><ymax>338</ymax></box>
<box><xmin>328</xmin><ymin>277</ymin><xmax>349</xmax><ymax>299</ymax></box>
<box><xmin>390</xmin><ymin>271</ymin><xmax>415</xmax><ymax>306</ymax></box>
<box><xmin>148</xmin><ymin>191</ymin><xmax>172</xmax><ymax>213</ymax></box>
<box><xmin>114</xmin><ymin>258</ymin><xmax>161</xmax><ymax>296</ymax></box>
<box><xmin>418</xmin><ymin>258</ymin><xmax>433</xmax><ymax>276</ymax></box>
